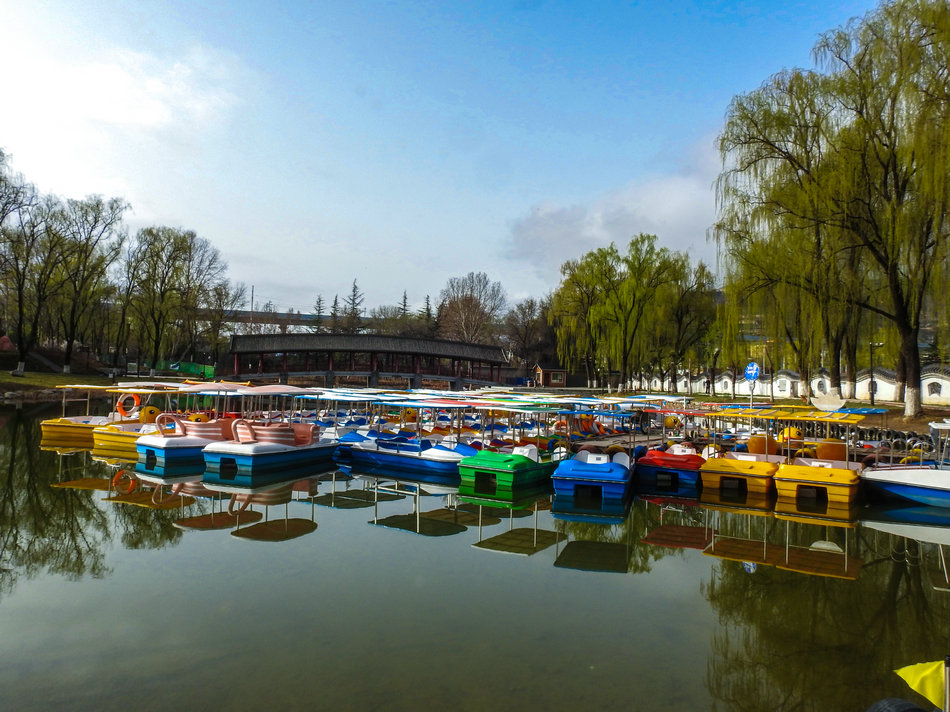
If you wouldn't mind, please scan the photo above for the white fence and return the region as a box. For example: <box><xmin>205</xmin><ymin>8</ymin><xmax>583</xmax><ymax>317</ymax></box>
<box><xmin>651</xmin><ymin>366</ymin><xmax>950</xmax><ymax>406</ymax></box>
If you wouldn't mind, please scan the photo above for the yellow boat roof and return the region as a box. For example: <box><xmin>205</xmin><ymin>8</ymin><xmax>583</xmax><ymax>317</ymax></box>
<box><xmin>714</xmin><ymin>407</ymin><xmax>864</xmax><ymax>425</ymax></box>
<box><xmin>55</xmin><ymin>384</ymin><xmax>116</xmax><ymax>391</ymax></box>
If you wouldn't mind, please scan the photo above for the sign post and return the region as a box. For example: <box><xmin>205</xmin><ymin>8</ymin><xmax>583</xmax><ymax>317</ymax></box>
<box><xmin>745</xmin><ymin>361</ymin><xmax>760</xmax><ymax>407</ymax></box>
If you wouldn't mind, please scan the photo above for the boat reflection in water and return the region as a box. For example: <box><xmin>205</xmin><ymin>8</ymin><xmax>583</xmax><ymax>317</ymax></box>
<box><xmin>463</xmin><ymin>481</ymin><xmax>562</xmax><ymax>556</ymax></box>
<box><xmin>17</xmin><ymin>399</ymin><xmax>950</xmax><ymax>712</ymax></box>
<box><xmin>553</xmin><ymin>499</ymin><xmax>634</xmax><ymax>574</ymax></box>
<box><xmin>346</xmin><ymin>464</ymin><xmax>475</xmax><ymax>537</ymax></box>
<box><xmin>697</xmin><ymin>489</ymin><xmax>863</xmax><ymax>581</ymax></box>
<box><xmin>200</xmin><ymin>466</ymin><xmax>328</xmax><ymax>542</ymax></box>
<box><xmin>861</xmin><ymin>504</ymin><xmax>950</xmax><ymax>592</ymax></box>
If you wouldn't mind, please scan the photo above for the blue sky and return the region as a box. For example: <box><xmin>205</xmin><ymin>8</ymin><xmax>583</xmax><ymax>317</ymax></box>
<box><xmin>0</xmin><ymin>0</ymin><xmax>875</xmax><ymax>315</ymax></box>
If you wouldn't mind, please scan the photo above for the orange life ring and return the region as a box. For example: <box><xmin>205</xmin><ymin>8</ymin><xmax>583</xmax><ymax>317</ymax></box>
<box><xmin>112</xmin><ymin>469</ymin><xmax>137</xmax><ymax>494</ymax></box>
<box><xmin>116</xmin><ymin>393</ymin><xmax>141</xmax><ymax>418</ymax></box>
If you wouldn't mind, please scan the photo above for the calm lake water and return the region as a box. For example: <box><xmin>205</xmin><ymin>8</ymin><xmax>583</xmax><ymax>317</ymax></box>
<box><xmin>2</xmin><ymin>403</ymin><xmax>950</xmax><ymax>711</ymax></box>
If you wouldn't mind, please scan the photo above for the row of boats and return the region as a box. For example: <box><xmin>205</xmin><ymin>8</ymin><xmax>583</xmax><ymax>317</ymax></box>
<box><xmin>46</xmin><ymin>438</ymin><xmax>950</xmax><ymax>588</ymax></box>
<box><xmin>37</xmin><ymin>382</ymin><xmax>950</xmax><ymax>511</ymax></box>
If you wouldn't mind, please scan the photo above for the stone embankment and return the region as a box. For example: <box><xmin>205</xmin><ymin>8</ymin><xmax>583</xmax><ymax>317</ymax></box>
<box><xmin>1</xmin><ymin>389</ymin><xmax>64</xmax><ymax>403</ymax></box>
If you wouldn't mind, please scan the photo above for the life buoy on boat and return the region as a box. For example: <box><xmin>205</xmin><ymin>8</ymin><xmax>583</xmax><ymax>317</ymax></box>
<box><xmin>112</xmin><ymin>469</ymin><xmax>137</xmax><ymax>495</ymax></box>
<box><xmin>116</xmin><ymin>393</ymin><xmax>141</xmax><ymax>418</ymax></box>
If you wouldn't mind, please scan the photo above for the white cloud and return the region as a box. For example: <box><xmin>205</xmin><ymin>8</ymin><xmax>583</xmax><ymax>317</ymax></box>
<box><xmin>505</xmin><ymin>136</ymin><xmax>722</xmax><ymax>284</ymax></box>
<box><xmin>0</xmin><ymin>15</ymin><xmax>242</xmax><ymax>203</ymax></box>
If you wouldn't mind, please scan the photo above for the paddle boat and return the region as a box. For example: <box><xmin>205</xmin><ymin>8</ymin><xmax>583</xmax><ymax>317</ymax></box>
<box><xmin>341</xmin><ymin>432</ymin><xmax>478</xmax><ymax>475</ymax></box>
<box><xmin>41</xmin><ymin>385</ymin><xmax>145</xmax><ymax>449</ymax></box>
<box><xmin>635</xmin><ymin>442</ymin><xmax>706</xmax><ymax>491</ymax></box>
<box><xmin>552</xmin><ymin>445</ymin><xmax>633</xmax><ymax>502</ymax></box>
<box><xmin>700</xmin><ymin>407</ymin><xmax>864</xmax><ymax>502</ymax></box>
<box><xmin>770</xmin><ymin>412</ymin><xmax>864</xmax><ymax>504</ymax></box>
<box><xmin>334</xmin><ymin>399</ymin><xmax>479</xmax><ymax>476</ymax></box>
<box><xmin>202</xmin><ymin>418</ymin><xmax>338</xmax><ymax>488</ymax></box>
<box><xmin>861</xmin><ymin>421</ymin><xmax>950</xmax><ymax>507</ymax></box>
<box><xmin>136</xmin><ymin>412</ymin><xmax>237</xmax><ymax>474</ymax></box>
<box><xmin>90</xmin><ymin>387</ymin><xmax>180</xmax><ymax>460</ymax></box>
<box><xmin>133</xmin><ymin>382</ymin><xmax>275</xmax><ymax>473</ymax></box>
<box><xmin>459</xmin><ymin>442</ymin><xmax>568</xmax><ymax>497</ymax></box>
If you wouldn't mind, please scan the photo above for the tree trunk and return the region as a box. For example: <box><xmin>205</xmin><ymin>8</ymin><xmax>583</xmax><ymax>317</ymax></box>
<box><xmin>899</xmin><ymin>329</ymin><xmax>923</xmax><ymax>417</ymax></box>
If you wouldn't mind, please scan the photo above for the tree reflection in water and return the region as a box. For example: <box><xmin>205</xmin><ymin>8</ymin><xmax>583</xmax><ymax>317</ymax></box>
<box><xmin>0</xmin><ymin>405</ymin><xmax>203</xmax><ymax>600</ymax></box>
<box><xmin>701</xmin><ymin>510</ymin><xmax>950</xmax><ymax>710</ymax></box>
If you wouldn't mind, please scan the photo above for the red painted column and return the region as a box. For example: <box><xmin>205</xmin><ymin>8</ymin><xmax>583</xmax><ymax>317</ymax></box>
<box><xmin>234</xmin><ymin>353</ymin><xmax>239</xmax><ymax>376</ymax></box>
<box><xmin>370</xmin><ymin>352</ymin><xmax>377</xmax><ymax>371</ymax></box>
<box><xmin>328</xmin><ymin>352</ymin><xmax>334</xmax><ymax>371</ymax></box>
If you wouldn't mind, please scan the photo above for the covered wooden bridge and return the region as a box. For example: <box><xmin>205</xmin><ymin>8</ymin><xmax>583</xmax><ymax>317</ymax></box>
<box><xmin>227</xmin><ymin>333</ymin><xmax>508</xmax><ymax>388</ymax></box>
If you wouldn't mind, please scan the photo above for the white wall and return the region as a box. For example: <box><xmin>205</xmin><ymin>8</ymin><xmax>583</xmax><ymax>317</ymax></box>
<box><xmin>672</xmin><ymin>368</ymin><xmax>950</xmax><ymax>405</ymax></box>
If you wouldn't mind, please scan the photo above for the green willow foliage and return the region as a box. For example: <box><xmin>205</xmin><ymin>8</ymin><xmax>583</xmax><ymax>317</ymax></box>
<box><xmin>549</xmin><ymin>234</ymin><xmax>715</xmax><ymax>389</ymax></box>
<box><xmin>716</xmin><ymin>0</ymin><xmax>950</xmax><ymax>417</ymax></box>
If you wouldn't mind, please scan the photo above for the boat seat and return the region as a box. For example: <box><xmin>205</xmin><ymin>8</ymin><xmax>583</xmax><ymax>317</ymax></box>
<box><xmin>232</xmin><ymin>420</ymin><xmax>297</xmax><ymax>445</ymax></box>
<box><xmin>575</xmin><ymin>450</ymin><xmax>590</xmax><ymax>463</ymax></box>
<box><xmin>251</xmin><ymin>424</ymin><xmax>296</xmax><ymax>446</ymax></box>
<box><xmin>612</xmin><ymin>452</ymin><xmax>630</xmax><ymax>469</ymax></box>
<box><xmin>512</xmin><ymin>445</ymin><xmax>539</xmax><ymax>462</ymax></box>
<box><xmin>290</xmin><ymin>422</ymin><xmax>319</xmax><ymax>445</ymax></box>
<box><xmin>182</xmin><ymin>419</ymin><xmax>230</xmax><ymax>441</ymax></box>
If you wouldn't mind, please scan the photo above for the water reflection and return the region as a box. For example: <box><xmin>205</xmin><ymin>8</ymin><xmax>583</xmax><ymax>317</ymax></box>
<box><xmin>0</xmin><ymin>408</ymin><xmax>112</xmax><ymax>599</ymax></box>
<box><xmin>351</xmin><ymin>465</ymin><xmax>487</xmax><ymax>537</ymax></box>
<box><xmin>6</xmin><ymin>406</ymin><xmax>950</xmax><ymax>709</ymax></box>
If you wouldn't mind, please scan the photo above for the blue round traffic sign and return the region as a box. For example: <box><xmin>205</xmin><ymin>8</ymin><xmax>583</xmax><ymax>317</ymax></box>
<box><xmin>745</xmin><ymin>361</ymin><xmax>760</xmax><ymax>381</ymax></box>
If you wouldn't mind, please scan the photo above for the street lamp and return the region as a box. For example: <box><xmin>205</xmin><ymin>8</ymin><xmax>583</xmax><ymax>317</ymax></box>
<box><xmin>869</xmin><ymin>341</ymin><xmax>884</xmax><ymax>405</ymax></box>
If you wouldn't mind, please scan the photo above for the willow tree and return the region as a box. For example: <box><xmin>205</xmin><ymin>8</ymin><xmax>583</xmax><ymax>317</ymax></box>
<box><xmin>550</xmin><ymin>255</ymin><xmax>607</xmax><ymax>387</ymax></box>
<box><xmin>130</xmin><ymin>226</ymin><xmax>196</xmax><ymax>375</ymax></box>
<box><xmin>589</xmin><ymin>234</ymin><xmax>677</xmax><ymax>388</ymax></box>
<box><xmin>170</xmin><ymin>235</ymin><xmax>227</xmax><ymax>361</ymax></box>
<box><xmin>650</xmin><ymin>258</ymin><xmax>716</xmax><ymax>393</ymax></box>
<box><xmin>813</xmin><ymin>0</ymin><xmax>950</xmax><ymax>416</ymax></box>
<box><xmin>55</xmin><ymin>196</ymin><xmax>128</xmax><ymax>373</ymax></box>
<box><xmin>718</xmin><ymin>0</ymin><xmax>950</xmax><ymax>417</ymax></box>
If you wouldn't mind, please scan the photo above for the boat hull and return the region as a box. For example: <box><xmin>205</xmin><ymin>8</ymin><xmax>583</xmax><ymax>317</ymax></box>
<box><xmin>340</xmin><ymin>439</ymin><xmax>467</xmax><ymax>476</ymax></box>
<box><xmin>136</xmin><ymin>434</ymin><xmax>215</xmax><ymax>473</ymax></box>
<box><xmin>861</xmin><ymin>465</ymin><xmax>950</xmax><ymax>508</ymax></box>
<box><xmin>203</xmin><ymin>440</ymin><xmax>338</xmax><ymax>489</ymax></box>
<box><xmin>42</xmin><ymin>416</ymin><xmax>133</xmax><ymax>450</ymax></box>
<box><xmin>552</xmin><ymin>458</ymin><xmax>632</xmax><ymax>501</ymax></box>
<box><xmin>93</xmin><ymin>423</ymin><xmax>162</xmax><ymax>460</ymax></box>
<box><xmin>774</xmin><ymin>463</ymin><xmax>859</xmax><ymax>504</ymax></box>
<box><xmin>700</xmin><ymin>456</ymin><xmax>778</xmax><ymax>495</ymax></box>
<box><xmin>459</xmin><ymin>450</ymin><xmax>559</xmax><ymax>495</ymax></box>
<box><xmin>634</xmin><ymin>451</ymin><xmax>704</xmax><ymax>490</ymax></box>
